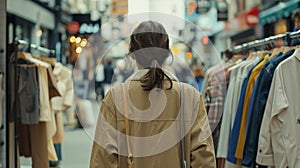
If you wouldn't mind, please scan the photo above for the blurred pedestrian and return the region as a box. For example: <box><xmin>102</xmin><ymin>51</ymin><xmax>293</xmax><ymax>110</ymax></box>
<box><xmin>189</xmin><ymin>65</ymin><xmax>205</xmax><ymax>92</ymax></box>
<box><xmin>291</xmin><ymin>9</ymin><xmax>300</xmax><ymax>45</ymax></box>
<box><xmin>293</xmin><ymin>9</ymin><xmax>300</xmax><ymax>31</ymax></box>
<box><xmin>103</xmin><ymin>57</ymin><xmax>114</xmax><ymax>95</ymax></box>
<box><xmin>90</xmin><ymin>20</ymin><xmax>216</xmax><ymax>168</ymax></box>
<box><xmin>95</xmin><ymin>58</ymin><xmax>105</xmax><ymax>101</ymax></box>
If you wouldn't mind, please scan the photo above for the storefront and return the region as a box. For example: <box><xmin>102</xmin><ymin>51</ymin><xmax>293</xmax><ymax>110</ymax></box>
<box><xmin>214</xmin><ymin>5</ymin><xmax>260</xmax><ymax>57</ymax></box>
<box><xmin>259</xmin><ymin>0</ymin><xmax>300</xmax><ymax>37</ymax></box>
<box><xmin>2</xmin><ymin>0</ymin><xmax>74</xmax><ymax>167</ymax></box>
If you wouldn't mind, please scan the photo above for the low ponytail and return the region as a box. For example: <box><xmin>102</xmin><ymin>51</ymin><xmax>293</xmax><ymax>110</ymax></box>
<box><xmin>140</xmin><ymin>67</ymin><xmax>173</xmax><ymax>91</ymax></box>
<box><xmin>129</xmin><ymin>21</ymin><xmax>173</xmax><ymax>91</ymax></box>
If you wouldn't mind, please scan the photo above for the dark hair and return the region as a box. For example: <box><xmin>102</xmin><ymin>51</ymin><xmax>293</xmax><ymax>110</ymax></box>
<box><xmin>129</xmin><ymin>21</ymin><xmax>173</xmax><ymax>91</ymax></box>
<box><xmin>292</xmin><ymin>9</ymin><xmax>300</xmax><ymax>21</ymax></box>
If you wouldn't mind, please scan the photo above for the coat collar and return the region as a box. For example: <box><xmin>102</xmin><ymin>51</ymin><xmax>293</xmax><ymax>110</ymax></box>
<box><xmin>127</xmin><ymin>68</ymin><xmax>179</xmax><ymax>81</ymax></box>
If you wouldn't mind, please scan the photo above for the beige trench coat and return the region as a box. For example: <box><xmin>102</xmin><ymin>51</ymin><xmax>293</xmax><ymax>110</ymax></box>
<box><xmin>90</xmin><ymin>70</ymin><xmax>216</xmax><ymax>168</ymax></box>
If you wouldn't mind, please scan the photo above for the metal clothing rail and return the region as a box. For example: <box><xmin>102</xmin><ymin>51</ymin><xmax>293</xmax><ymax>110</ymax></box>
<box><xmin>290</xmin><ymin>30</ymin><xmax>300</xmax><ymax>38</ymax></box>
<box><xmin>230</xmin><ymin>30</ymin><xmax>300</xmax><ymax>53</ymax></box>
<box><xmin>16</xmin><ymin>39</ymin><xmax>55</xmax><ymax>54</ymax></box>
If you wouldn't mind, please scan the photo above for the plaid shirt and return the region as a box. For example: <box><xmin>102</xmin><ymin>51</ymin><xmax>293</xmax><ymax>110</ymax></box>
<box><xmin>203</xmin><ymin>63</ymin><xmax>229</xmax><ymax>152</ymax></box>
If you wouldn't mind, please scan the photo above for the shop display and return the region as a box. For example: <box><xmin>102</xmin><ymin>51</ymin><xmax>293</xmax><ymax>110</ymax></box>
<box><xmin>8</xmin><ymin>40</ymin><xmax>74</xmax><ymax>168</ymax></box>
<box><xmin>205</xmin><ymin>31</ymin><xmax>300</xmax><ymax>168</ymax></box>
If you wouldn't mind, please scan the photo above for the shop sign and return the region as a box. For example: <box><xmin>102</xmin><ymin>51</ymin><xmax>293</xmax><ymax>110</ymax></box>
<box><xmin>67</xmin><ymin>21</ymin><xmax>80</xmax><ymax>34</ymax></box>
<box><xmin>245</xmin><ymin>7</ymin><xmax>259</xmax><ymax>26</ymax></box>
<box><xmin>79</xmin><ymin>23</ymin><xmax>100</xmax><ymax>34</ymax></box>
<box><xmin>112</xmin><ymin>0</ymin><xmax>128</xmax><ymax>15</ymax></box>
<box><xmin>197</xmin><ymin>0</ymin><xmax>211</xmax><ymax>14</ymax></box>
<box><xmin>217</xmin><ymin>1</ymin><xmax>228</xmax><ymax>21</ymax></box>
<box><xmin>72</xmin><ymin>14</ymin><xmax>101</xmax><ymax>35</ymax></box>
<box><xmin>186</xmin><ymin>0</ymin><xmax>198</xmax><ymax>15</ymax></box>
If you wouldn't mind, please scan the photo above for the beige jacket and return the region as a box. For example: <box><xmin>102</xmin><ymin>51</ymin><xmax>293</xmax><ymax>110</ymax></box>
<box><xmin>51</xmin><ymin>63</ymin><xmax>74</xmax><ymax>111</ymax></box>
<box><xmin>90</xmin><ymin>70</ymin><xmax>216</xmax><ymax>168</ymax></box>
<box><xmin>256</xmin><ymin>49</ymin><xmax>300</xmax><ymax>167</ymax></box>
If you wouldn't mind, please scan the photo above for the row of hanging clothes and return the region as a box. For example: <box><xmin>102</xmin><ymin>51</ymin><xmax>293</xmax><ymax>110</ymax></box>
<box><xmin>203</xmin><ymin>31</ymin><xmax>300</xmax><ymax>168</ymax></box>
<box><xmin>8</xmin><ymin>40</ymin><xmax>74</xmax><ymax>168</ymax></box>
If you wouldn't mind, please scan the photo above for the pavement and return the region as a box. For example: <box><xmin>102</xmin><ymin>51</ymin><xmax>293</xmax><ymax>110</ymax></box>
<box><xmin>60</xmin><ymin>127</ymin><xmax>93</xmax><ymax>168</ymax></box>
<box><xmin>60</xmin><ymin>99</ymin><xmax>99</xmax><ymax>168</ymax></box>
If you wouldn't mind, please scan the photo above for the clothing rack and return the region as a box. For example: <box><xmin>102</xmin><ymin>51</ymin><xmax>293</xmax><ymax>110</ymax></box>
<box><xmin>11</xmin><ymin>38</ymin><xmax>55</xmax><ymax>167</ymax></box>
<box><xmin>230</xmin><ymin>30</ymin><xmax>300</xmax><ymax>53</ymax></box>
<box><xmin>16</xmin><ymin>39</ymin><xmax>55</xmax><ymax>54</ymax></box>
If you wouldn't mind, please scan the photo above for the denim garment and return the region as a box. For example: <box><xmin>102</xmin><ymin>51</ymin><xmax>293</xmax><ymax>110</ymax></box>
<box><xmin>226</xmin><ymin>59</ymin><xmax>263</xmax><ymax>164</ymax></box>
<box><xmin>10</xmin><ymin>64</ymin><xmax>40</xmax><ymax>124</ymax></box>
<box><xmin>242</xmin><ymin>49</ymin><xmax>295</xmax><ymax>167</ymax></box>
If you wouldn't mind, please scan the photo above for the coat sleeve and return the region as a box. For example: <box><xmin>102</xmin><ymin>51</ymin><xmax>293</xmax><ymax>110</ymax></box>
<box><xmin>90</xmin><ymin>91</ymin><xmax>119</xmax><ymax>168</ymax></box>
<box><xmin>190</xmin><ymin>94</ymin><xmax>216</xmax><ymax>168</ymax></box>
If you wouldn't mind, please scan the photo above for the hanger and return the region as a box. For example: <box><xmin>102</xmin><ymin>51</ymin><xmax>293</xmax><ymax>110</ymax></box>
<box><xmin>247</xmin><ymin>52</ymin><xmax>256</xmax><ymax>60</ymax></box>
<box><xmin>17</xmin><ymin>52</ymin><xmax>50</xmax><ymax>67</ymax></box>
<box><xmin>11</xmin><ymin>51</ymin><xmax>34</xmax><ymax>62</ymax></box>
<box><xmin>17</xmin><ymin>63</ymin><xmax>36</xmax><ymax>68</ymax></box>
<box><xmin>258</xmin><ymin>50</ymin><xmax>268</xmax><ymax>59</ymax></box>
<box><xmin>283</xmin><ymin>46</ymin><xmax>297</xmax><ymax>53</ymax></box>
<box><xmin>270</xmin><ymin>48</ymin><xmax>280</xmax><ymax>58</ymax></box>
<box><xmin>271</xmin><ymin>39</ymin><xmax>277</xmax><ymax>49</ymax></box>
<box><xmin>16</xmin><ymin>52</ymin><xmax>28</xmax><ymax>60</ymax></box>
<box><xmin>32</xmin><ymin>55</ymin><xmax>57</xmax><ymax>66</ymax></box>
<box><xmin>232</xmin><ymin>55</ymin><xmax>243</xmax><ymax>62</ymax></box>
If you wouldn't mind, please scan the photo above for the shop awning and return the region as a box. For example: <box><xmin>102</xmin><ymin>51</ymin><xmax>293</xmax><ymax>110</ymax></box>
<box><xmin>259</xmin><ymin>0</ymin><xmax>300</xmax><ymax>24</ymax></box>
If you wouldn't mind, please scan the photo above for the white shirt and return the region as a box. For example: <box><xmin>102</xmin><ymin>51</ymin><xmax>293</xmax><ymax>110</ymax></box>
<box><xmin>256</xmin><ymin>48</ymin><xmax>300</xmax><ymax>167</ymax></box>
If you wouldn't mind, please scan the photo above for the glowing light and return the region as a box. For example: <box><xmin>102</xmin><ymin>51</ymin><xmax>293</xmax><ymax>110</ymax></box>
<box><xmin>36</xmin><ymin>29</ymin><xmax>43</xmax><ymax>36</ymax></box>
<box><xmin>202</xmin><ymin>36</ymin><xmax>209</xmax><ymax>45</ymax></box>
<box><xmin>70</xmin><ymin>36</ymin><xmax>76</xmax><ymax>43</ymax></box>
<box><xmin>80</xmin><ymin>39</ymin><xmax>87</xmax><ymax>47</ymax></box>
<box><xmin>171</xmin><ymin>46</ymin><xmax>180</xmax><ymax>54</ymax></box>
<box><xmin>185</xmin><ymin>52</ymin><xmax>193</xmax><ymax>59</ymax></box>
<box><xmin>76</xmin><ymin>47</ymin><xmax>82</xmax><ymax>54</ymax></box>
<box><xmin>75</xmin><ymin>37</ymin><xmax>81</xmax><ymax>43</ymax></box>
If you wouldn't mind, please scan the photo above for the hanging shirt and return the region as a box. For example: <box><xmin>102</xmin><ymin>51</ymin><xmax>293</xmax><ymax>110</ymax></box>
<box><xmin>217</xmin><ymin>64</ymin><xmax>240</xmax><ymax>158</ymax></box>
<box><xmin>37</xmin><ymin>65</ymin><xmax>52</xmax><ymax>122</ymax></box>
<box><xmin>256</xmin><ymin>49</ymin><xmax>300</xmax><ymax>167</ymax></box>
<box><xmin>10</xmin><ymin>65</ymin><xmax>40</xmax><ymax>124</ymax></box>
<box><xmin>227</xmin><ymin>58</ymin><xmax>263</xmax><ymax>164</ymax></box>
<box><xmin>217</xmin><ymin>57</ymin><xmax>257</xmax><ymax>159</ymax></box>
<box><xmin>203</xmin><ymin>63</ymin><xmax>228</xmax><ymax>153</ymax></box>
<box><xmin>235</xmin><ymin>55</ymin><xmax>270</xmax><ymax>164</ymax></box>
<box><xmin>243</xmin><ymin>50</ymin><xmax>294</xmax><ymax>167</ymax></box>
